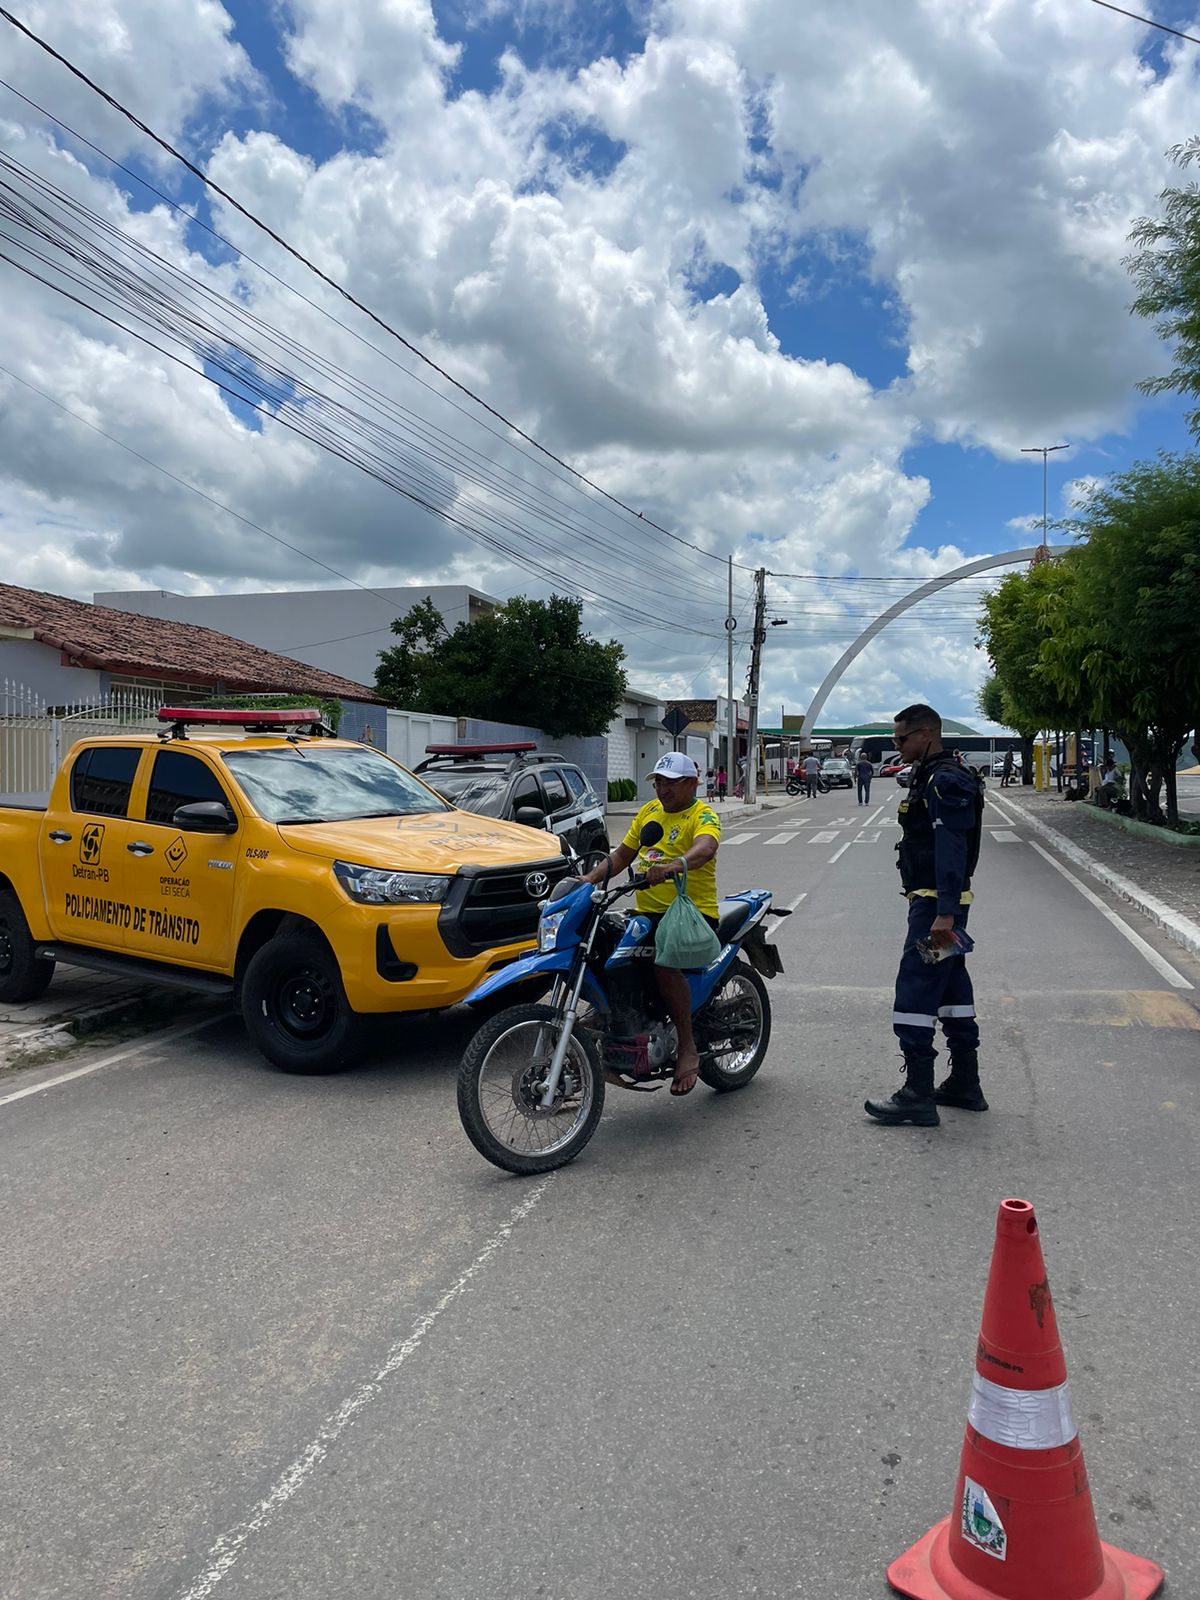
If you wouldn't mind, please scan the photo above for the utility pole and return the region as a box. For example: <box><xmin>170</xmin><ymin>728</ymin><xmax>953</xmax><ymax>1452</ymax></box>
<box><xmin>1020</xmin><ymin>443</ymin><xmax>1068</xmax><ymax>559</ymax></box>
<box><xmin>744</xmin><ymin>567</ymin><xmax>767</xmax><ymax>804</ymax></box>
<box><xmin>725</xmin><ymin>555</ymin><xmax>736</xmax><ymax>787</ymax></box>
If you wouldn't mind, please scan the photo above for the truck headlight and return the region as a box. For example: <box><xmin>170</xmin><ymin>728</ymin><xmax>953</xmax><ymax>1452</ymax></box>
<box><xmin>334</xmin><ymin>861</ymin><xmax>451</xmax><ymax>904</ymax></box>
<box><xmin>538</xmin><ymin>908</ymin><xmax>568</xmax><ymax>952</ymax></box>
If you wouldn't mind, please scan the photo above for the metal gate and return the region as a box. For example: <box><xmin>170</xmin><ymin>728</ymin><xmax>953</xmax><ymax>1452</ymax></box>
<box><xmin>0</xmin><ymin>680</ymin><xmax>163</xmax><ymax>800</ymax></box>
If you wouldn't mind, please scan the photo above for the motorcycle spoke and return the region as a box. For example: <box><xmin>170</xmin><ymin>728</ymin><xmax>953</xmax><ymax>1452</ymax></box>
<box><xmin>474</xmin><ymin>1019</ymin><xmax>594</xmax><ymax>1156</ymax></box>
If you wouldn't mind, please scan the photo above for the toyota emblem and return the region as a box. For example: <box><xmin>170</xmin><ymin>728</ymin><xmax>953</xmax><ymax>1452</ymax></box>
<box><xmin>524</xmin><ymin>871</ymin><xmax>550</xmax><ymax>898</ymax></box>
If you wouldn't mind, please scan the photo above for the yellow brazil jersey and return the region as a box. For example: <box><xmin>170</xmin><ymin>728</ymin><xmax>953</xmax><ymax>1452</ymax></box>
<box><xmin>623</xmin><ymin>798</ymin><xmax>721</xmax><ymax>917</ymax></box>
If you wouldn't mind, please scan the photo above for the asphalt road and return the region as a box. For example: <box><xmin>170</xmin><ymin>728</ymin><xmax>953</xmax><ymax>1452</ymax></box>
<box><xmin>2</xmin><ymin>784</ymin><xmax>1197</xmax><ymax>1600</ymax></box>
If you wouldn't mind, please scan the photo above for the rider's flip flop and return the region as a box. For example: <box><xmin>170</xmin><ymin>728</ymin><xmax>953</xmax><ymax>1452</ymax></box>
<box><xmin>670</xmin><ymin>1070</ymin><xmax>698</xmax><ymax>1097</ymax></box>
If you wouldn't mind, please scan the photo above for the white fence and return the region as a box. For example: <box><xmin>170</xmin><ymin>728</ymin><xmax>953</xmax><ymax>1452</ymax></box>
<box><xmin>0</xmin><ymin>680</ymin><xmax>164</xmax><ymax>800</ymax></box>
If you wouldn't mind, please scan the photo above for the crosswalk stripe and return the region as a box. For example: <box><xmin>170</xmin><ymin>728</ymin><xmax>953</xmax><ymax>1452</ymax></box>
<box><xmin>764</xmin><ymin>832</ymin><xmax>802</xmax><ymax>844</ymax></box>
<box><xmin>990</xmin><ymin>830</ymin><xmax>1020</xmax><ymax>842</ymax></box>
<box><xmin>809</xmin><ymin>830</ymin><xmax>839</xmax><ymax>843</ymax></box>
<box><xmin>722</xmin><ymin>832</ymin><xmax>760</xmax><ymax>844</ymax></box>
<box><xmin>856</xmin><ymin>831</ymin><xmax>880</xmax><ymax>842</ymax></box>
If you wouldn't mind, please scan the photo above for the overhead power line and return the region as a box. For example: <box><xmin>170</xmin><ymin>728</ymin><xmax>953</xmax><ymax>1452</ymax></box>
<box><xmin>0</xmin><ymin>4</ymin><xmax>745</xmax><ymax>573</ymax></box>
<box><xmin>1088</xmin><ymin>0</ymin><xmax>1200</xmax><ymax>48</ymax></box>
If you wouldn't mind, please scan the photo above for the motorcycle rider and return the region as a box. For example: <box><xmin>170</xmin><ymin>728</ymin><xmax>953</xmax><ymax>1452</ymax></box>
<box><xmin>865</xmin><ymin>703</ymin><xmax>986</xmax><ymax>1126</ymax></box>
<box><xmin>582</xmin><ymin>752</ymin><xmax>720</xmax><ymax>1097</ymax></box>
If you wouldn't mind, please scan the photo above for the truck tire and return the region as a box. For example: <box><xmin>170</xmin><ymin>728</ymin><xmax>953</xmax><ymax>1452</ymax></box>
<box><xmin>241</xmin><ymin>932</ymin><xmax>364</xmax><ymax>1074</ymax></box>
<box><xmin>0</xmin><ymin>889</ymin><xmax>55</xmax><ymax>1003</ymax></box>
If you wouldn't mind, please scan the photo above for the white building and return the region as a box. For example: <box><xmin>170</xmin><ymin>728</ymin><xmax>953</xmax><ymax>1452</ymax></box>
<box><xmin>94</xmin><ymin>585</ymin><xmax>498</xmax><ymax>694</ymax></box>
<box><xmin>606</xmin><ymin>688</ymin><xmax>671</xmax><ymax>786</ymax></box>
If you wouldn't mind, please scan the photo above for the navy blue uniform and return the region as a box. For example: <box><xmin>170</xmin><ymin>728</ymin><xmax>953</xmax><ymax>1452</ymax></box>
<box><xmin>893</xmin><ymin>753</ymin><xmax>984</xmax><ymax>1061</ymax></box>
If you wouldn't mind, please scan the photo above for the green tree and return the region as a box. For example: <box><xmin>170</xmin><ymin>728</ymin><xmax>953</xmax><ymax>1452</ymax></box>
<box><xmin>1043</xmin><ymin>454</ymin><xmax>1200</xmax><ymax>824</ymax></box>
<box><xmin>1127</xmin><ymin>139</ymin><xmax>1200</xmax><ymax>439</ymax></box>
<box><xmin>976</xmin><ymin>556</ymin><xmax>1087</xmax><ymax>790</ymax></box>
<box><xmin>375</xmin><ymin>594</ymin><xmax>626</xmax><ymax>738</ymax></box>
<box><xmin>975</xmin><ymin>674</ymin><xmax>1037</xmax><ymax>783</ymax></box>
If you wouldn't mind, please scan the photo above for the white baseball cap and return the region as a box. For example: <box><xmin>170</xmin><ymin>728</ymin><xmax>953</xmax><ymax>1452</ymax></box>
<box><xmin>648</xmin><ymin>752</ymin><xmax>699</xmax><ymax>781</ymax></box>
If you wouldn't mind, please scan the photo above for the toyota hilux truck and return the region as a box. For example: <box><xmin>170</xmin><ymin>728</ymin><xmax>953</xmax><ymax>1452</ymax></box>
<box><xmin>0</xmin><ymin>708</ymin><xmax>577</xmax><ymax>1073</ymax></box>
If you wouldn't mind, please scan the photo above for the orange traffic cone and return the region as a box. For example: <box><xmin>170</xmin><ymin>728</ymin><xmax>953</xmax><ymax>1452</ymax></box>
<box><xmin>888</xmin><ymin>1198</ymin><xmax>1163</xmax><ymax>1600</ymax></box>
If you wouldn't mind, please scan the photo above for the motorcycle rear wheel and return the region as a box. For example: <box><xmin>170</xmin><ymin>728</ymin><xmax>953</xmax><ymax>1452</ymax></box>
<box><xmin>697</xmin><ymin>960</ymin><xmax>771</xmax><ymax>1091</ymax></box>
<box><xmin>457</xmin><ymin>1002</ymin><xmax>605</xmax><ymax>1174</ymax></box>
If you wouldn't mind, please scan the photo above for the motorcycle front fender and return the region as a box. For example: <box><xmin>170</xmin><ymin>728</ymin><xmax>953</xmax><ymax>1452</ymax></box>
<box><xmin>465</xmin><ymin>949</ymin><xmax>608</xmax><ymax>1011</ymax></box>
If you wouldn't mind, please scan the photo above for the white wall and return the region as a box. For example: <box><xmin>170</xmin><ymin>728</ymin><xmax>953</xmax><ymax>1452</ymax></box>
<box><xmin>386</xmin><ymin>709</ymin><xmax>458</xmax><ymax>770</ymax></box>
<box><xmin>0</xmin><ymin>638</ymin><xmax>103</xmax><ymax>702</ymax></box>
<box><xmin>94</xmin><ymin>585</ymin><xmax>497</xmax><ymax>692</ymax></box>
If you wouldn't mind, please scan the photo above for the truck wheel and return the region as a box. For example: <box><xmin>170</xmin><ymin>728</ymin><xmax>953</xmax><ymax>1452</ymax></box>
<box><xmin>242</xmin><ymin>933</ymin><xmax>364</xmax><ymax>1074</ymax></box>
<box><xmin>0</xmin><ymin>889</ymin><xmax>54</xmax><ymax>1003</ymax></box>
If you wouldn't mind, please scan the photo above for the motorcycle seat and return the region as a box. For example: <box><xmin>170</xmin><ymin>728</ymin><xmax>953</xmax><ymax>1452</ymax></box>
<box><xmin>716</xmin><ymin>898</ymin><xmax>753</xmax><ymax>944</ymax></box>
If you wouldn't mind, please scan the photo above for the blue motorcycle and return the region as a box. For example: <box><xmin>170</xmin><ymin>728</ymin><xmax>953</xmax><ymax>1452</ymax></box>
<box><xmin>456</xmin><ymin>830</ymin><xmax>785</xmax><ymax>1174</ymax></box>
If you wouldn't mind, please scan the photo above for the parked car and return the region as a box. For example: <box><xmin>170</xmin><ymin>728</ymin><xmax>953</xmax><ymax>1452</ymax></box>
<box><xmin>819</xmin><ymin>756</ymin><xmax>853</xmax><ymax>789</ymax></box>
<box><xmin>879</xmin><ymin>758</ymin><xmax>907</xmax><ymax>778</ymax></box>
<box><xmin>991</xmin><ymin>755</ymin><xmax>1022</xmax><ymax>777</ymax></box>
<box><xmin>894</xmin><ymin>763</ymin><xmax>914</xmax><ymax>787</ymax></box>
<box><xmin>415</xmin><ymin>742</ymin><xmax>609</xmax><ymax>859</ymax></box>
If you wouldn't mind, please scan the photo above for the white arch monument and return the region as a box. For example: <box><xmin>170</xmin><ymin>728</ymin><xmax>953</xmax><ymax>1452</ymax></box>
<box><xmin>797</xmin><ymin>545</ymin><xmax>1070</xmax><ymax>742</ymax></box>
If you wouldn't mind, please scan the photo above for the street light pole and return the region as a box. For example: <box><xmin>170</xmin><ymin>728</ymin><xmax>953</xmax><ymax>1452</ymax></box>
<box><xmin>1020</xmin><ymin>443</ymin><xmax>1069</xmax><ymax>556</ymax></box>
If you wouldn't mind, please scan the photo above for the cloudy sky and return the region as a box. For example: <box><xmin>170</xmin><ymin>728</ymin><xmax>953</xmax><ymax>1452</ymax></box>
<box><xmin>0</xmin><ymin>0</ymin><xmax>1196</xmax><ymax>728</ymax></box>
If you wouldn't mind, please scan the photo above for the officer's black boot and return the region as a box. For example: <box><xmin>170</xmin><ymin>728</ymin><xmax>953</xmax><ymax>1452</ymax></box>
<box><xmin>864</xmin><ymin>1054</ymin><xmax>939</xmax><ymax>1126</ymax></box>
<box><xmin>934</xmin><ymin>1051</ymin><xmax>988</xmax><ymax>1112</ymax></box>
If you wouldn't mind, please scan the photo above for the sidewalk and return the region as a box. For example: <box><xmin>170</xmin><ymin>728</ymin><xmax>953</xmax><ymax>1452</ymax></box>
<box><xmin>991</xmin><ymin>784</ymin><xmax>1200</xmax><ymax>961</ymax></box>
<box><xmin>0</xmin><ymin>967</ymin><xmax>215</xmax><ymax>1075</ymax></box>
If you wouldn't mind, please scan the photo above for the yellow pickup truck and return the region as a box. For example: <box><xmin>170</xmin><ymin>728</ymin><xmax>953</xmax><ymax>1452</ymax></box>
<box><xmin>0</xmin><ymin>708</ymin><xmax>577</xmax><ymax>1072</ymax></box>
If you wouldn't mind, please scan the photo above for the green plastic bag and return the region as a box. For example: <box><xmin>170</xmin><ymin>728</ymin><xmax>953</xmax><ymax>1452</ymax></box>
<box><xmin>654</xmin><ymin>861</ymin><xmax>721</xmax><ymax>969</ymax></box>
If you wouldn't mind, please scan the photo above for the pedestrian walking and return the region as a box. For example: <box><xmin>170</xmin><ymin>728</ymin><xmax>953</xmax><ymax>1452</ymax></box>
<box><xmin>865</xmin><ymin>703</ymin><xmax>987</xmax><ymax>1128</ymax></box>
<box><xmin>716</xmin><ymin>765</ymin><xmax>727</xmax><ymax>802</ymax></box>
<box><xmin>855</xmin><ymin>752</ymin><xmax>873</xmax><ymax>805</ymax></box>
<box><xmin>802</xmin><ymin>751</ymin><xmax>821</xmax><ymax>798</ymax></box>
<box><xmin>1001</xmin><ymin>748</ymin><xmax>1014</xmax><ymax>787</ymax></box>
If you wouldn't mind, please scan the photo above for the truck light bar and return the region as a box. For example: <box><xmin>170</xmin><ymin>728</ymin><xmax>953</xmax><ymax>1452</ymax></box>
<box><xmin>422</xmin><ymin>742</ymin><xmax>538</xmax><ymax>758</ymax></box>
<box><xmin>158</xmin><ymin>707</ymin><xmax>323</xmax><ymax>726</ymax></box>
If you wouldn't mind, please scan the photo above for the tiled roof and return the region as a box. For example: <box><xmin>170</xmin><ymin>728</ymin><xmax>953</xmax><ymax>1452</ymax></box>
<box><xmin>0</xmin><ymin>582</ymin><xmax>378</xmax><ymax>702</ymax></box>
<box><xmin>667</xmin><ymin>698</ymin><xmax>717</xmax><ymax>725</ymax></box>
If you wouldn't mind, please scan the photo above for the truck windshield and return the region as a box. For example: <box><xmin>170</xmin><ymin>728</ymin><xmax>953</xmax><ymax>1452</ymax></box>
<box><xmin>223</xmin><ymin>746</ymin><xmax>451</xmax><ymax>824</ymax></box>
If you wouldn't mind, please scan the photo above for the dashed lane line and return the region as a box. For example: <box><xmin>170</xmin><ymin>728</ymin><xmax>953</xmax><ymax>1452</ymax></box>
<box><xmin>176</xmin><ymin>1178</ymin><xmax>554</xmax><ymax>1599</ymax></box>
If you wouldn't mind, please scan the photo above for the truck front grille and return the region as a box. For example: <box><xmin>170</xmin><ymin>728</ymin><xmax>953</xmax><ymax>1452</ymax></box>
<box><xmin>437</xmin><ymin>857</ymin><xmax>575</xmax><ymax>957</ymax></box>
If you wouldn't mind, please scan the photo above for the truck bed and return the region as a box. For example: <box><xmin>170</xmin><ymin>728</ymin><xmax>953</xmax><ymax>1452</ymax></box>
<box><xmin>0</xmin><ymin>793</ymin><xmax>49</xmax><ymax>810</ymax></box>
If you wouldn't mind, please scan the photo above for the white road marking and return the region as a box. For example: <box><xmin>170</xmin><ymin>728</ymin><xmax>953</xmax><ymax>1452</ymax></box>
<box><xmin>989</xmin><ymin>830</ymin><xmax>1020</xmax><ymax>842</ymax></box>
<box><xmin>765</xmin><ymin>890</ymin><xmax>806</xmax><ymax>941</ymax></box>
<box><xmin>176</xmin><ymin>1179</ymin><xmax>553</xmax><ymax>1599</ymax></box>
<box><xmin>828</xmin><ymin>816</ymin><xmax>856</xmax><ymax>827</ymax></box>
<box><xmin>1027</xmin><ymin>841</ymin><xmax>1192</xmax><ymax>990</ymax></box>
<box><xmin>722</xmin><ymin>832</ymin><xmax>760</xmax><ymax>844</ymax></box>
<box><xmin>809</xmin><ymin>830</ymin><xmax>839</xmax><ymax>844</ymax></box>
<box><xmin>764</xmin><ymin>832</ymin><xmax>803</xmax><ymax>844</ymax></box>
<box><xmin>828</xmin><ymin>841</ymin><xmax>853</xmax><ymax>863</ymax></box>
<box><xmin>856</xmin><ymin>831</ymin><xmax>880</xmax><ymax>843</ymax></box>
<box><xmin>862</xmin><ymin>802</ymin><xmax>889</xmax><ymax>827</ymax></box>
<box><xmin>0</xmin><ymin>1015</ymin><xmax>221</xmax><ymax>1111</ymax></box>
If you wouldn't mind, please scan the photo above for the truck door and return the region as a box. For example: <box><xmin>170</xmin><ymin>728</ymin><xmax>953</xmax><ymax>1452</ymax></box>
<box><xmin>123</xmin><ymin>748</ymin><xmax>240</xmax><ymax>971</ymax></box>
<box><xmin>39</xmin><ymin>744</ymin><xmax>141</xmax><ymax>948</ymax></box>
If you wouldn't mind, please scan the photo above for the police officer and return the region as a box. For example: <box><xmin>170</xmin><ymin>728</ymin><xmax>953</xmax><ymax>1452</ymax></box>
<box><xmin>865</xmin><ymin>702</ymin><xmax>986</xmax><ymax>1126</ymax></box>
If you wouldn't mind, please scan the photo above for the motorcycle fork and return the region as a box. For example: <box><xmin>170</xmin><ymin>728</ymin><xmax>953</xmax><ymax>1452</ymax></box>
<box><xmin>537</xmin><ymin>935</ymin><xmax>598</xmax><ymax>1109</ymax></box>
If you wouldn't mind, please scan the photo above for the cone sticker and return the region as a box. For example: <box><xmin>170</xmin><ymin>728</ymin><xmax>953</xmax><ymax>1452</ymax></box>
<box><xmin>887</xmin><ymin>1198</ymin><xmax>1164</xmax><ymax>1600</ymax></box>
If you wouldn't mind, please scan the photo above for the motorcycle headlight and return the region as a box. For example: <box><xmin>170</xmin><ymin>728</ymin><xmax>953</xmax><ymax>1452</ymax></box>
<box><xmin>333</xmin><ymin>860</ymin><xmax>451</xmax><ymax>905</ymax></box>
<box><xmin>538</xmin><ymin>908</ymin><xmax>569</xmax><ymax>953</ymax></box>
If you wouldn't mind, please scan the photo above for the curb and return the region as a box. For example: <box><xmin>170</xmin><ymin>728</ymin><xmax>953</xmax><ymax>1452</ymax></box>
<box><xmin>3</xmin><ymin>987</ymin><xmax>171</xmax><ymax>1067</ymax></box>
<box><xmin>989</xmin><ymin>793</ymin><xmax>1200</xmax><ymax>964</ymax></box>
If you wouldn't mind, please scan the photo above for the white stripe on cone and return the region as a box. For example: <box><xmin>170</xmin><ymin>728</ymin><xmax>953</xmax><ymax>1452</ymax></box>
<box><xmin>967</xmin><ymin>1372</ymin><xmax>1077</xmax><ymax>1451</ymax></box>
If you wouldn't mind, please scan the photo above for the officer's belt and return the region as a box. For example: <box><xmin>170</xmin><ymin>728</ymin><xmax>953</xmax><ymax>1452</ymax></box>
<box><xmin>905</xmin><ymin>887</ymin><xmax>975</xmax><ymax>904</ymax></box>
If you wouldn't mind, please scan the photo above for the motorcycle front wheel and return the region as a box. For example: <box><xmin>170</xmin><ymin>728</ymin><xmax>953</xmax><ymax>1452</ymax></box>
<box><xmin>457</xmin><ymin>1002</ymin><xmax>605</xmax><ymax>1175</ymax></box>
<box><xmin>697</xmin><ymin>960</ymin><xmax>771</xmax><ymax>1091</ymax></box>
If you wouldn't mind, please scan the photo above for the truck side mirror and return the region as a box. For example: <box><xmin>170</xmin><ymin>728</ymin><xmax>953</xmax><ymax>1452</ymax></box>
<box><xmin>173</xmin><ymin>800</ymin><xmax>237</xmax><ymax>833</ymax></box>
<box><xmin>514</xmin><ymin>806</ymin><xmax>545</xmax><ymax>828</ymax></box>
